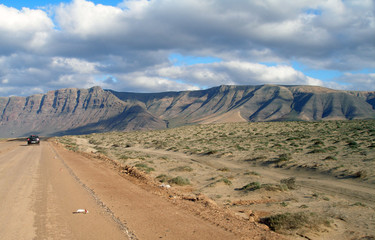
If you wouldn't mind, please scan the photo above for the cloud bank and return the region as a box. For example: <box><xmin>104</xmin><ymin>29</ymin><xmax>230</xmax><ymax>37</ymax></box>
<box><xmin>0</xmin><ymin>0</ymin><xmax>374</xmax><ymax>96</ymax></box>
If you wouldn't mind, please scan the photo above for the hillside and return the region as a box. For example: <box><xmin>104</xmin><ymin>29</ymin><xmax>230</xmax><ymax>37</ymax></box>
<box><xmin>111</xmin><ymin>84</ymin><xmax>375</xmax><ymax>125</ymax></box>
<box><xmin>0</xmin><ymin>86</ymin><xmax>166</xmax><ymax>137</ymax></box>
<box><xmin>1</xmin><ymin>85</ymin><xmax>375</xmax><ymax>137</ymax></box>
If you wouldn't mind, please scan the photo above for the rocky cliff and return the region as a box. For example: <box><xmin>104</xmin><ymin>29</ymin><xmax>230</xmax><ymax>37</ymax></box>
<box><xmin>1</xmin><ymin>85</ymin><xmax>374</xmax><ymax>137</ymax></box>
<box><xmin>0</xmin><ymin>86</ymin><xmax>166</xmax><ymax>137</ymax></box>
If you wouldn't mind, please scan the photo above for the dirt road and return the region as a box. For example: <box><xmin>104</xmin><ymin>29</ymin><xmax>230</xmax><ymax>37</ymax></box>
<box><xmin>0</xmin><ymin>140</ymin><xmax>126</xmax><ymax>240</ymax></box>
<box><xmin>0</xmin><ymin>140</ymin><xmax>276</xmax><ymax>240</ymax></box>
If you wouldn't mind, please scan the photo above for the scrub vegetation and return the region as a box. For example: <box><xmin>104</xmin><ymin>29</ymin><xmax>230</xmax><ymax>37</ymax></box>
<box><xmin>57</xmin><ymin>119</ymin><xmax>375</xmax><ymax>239</ymax></box>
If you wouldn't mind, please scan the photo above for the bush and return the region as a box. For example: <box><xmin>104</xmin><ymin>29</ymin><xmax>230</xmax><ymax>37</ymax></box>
<box><xmin>135</xmin><ymin>163</ymin><xmax>154</xmax><ymax>173</ymax></box>
<box><xmin>277</xmin><ymin>153</ymin><xmax>291</xmax><ymax>162</ymax></box>
<box><xmin>324</xmin><ymin>156</ymin><xmax>337</xmax><ymax>160</ymax></box>
<box><xmin>313</xmin><ymin>139</ymin><xmax>324</xmax><ymax>146</ymax></box>
<box><xmin>308</xmin><ymin>148</ymin><xmax>326</xmax><ymax>154</ymax></box>
<box><xmin>280</xmin><ymin>177</ymin><xmax>297</xmax><ymax>190</ymax></box>
<box><xmin>237</xmin><ymin>182</ymin><xmax>261</xmax><ymax>191</ymax></box>
<box><xmin>352</xmin><ymin>170</ymin><xmax>367</xmax><ymax>179</ymax></box>
<box><xmin>168</xmin><ymin>176</ymin><xmax>190</xmax><ymax>186</ymax></box>
<box><xmin>219</xmin><ymin>178</ymin><xmax>232</xmax><ymax>186</ymax></box>
<box><xmin>217</xmin><ymin>167</ymin><xmax>230</xmax><ymax>172</ymax></box>
<box><xmin>347</xmin><ymin>140</ymin><xmax>358</xmax><ymax>148</ymax></box>
<box><xmin>261</xmin><ymin>212</ymin><xmax>330</xmax><ymax>232</ymax></box>
<box><xmin>244</xmin><ymin>171</ymin><xmax>260</xmax><ymax>176</ymax></box>
<box><xmin>261</xmin><ymin>212</ymin><xmax>308</xmax><ymax>231</ymax></box>
<box><xmin>156</xmin><ymin>174</ymin><xmax>170</xmax><ymax>183</ymax></box>
<box><xmin>326</xmin><ymin>146</ymin><xmax>337</xmax><ymax>151</ymax></box>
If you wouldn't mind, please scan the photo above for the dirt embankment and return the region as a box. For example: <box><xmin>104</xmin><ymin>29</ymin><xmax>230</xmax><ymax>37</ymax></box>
<box><xmin>50</xmin><ymin>139</ymin><xmax>280</xmax><ymax>240</ymax></box>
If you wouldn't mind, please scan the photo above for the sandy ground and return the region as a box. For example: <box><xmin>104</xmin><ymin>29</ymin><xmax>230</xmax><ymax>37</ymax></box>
<box><xmin>0</xmin><ymin>140</ymin><xmax>126</xmax><ymax>240</ymax></box>
<box><xmin>58</xmin><ymin>119</ymin><xmax>375</xmax><ymax>240</ymax></box>
<box><xmin>0</xmin><ymin>139</ymin><xmax>278</xmax><ymax>240</ymax></box>
<box><xmin>125</xmin><ymin>146</ymin><xmax>375</xmax><ymax>239</ymax></box>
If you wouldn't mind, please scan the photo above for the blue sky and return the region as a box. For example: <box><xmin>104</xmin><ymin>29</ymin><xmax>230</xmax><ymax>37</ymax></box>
<box><xmin>1</xmin><ymin>0</ymin><xmax>122</xmax><ymax>9</ymax></box>
<box><xmin>0</xmin><ymin>0</ymin><xmax>374</xmax><ymax>96</ymax></box>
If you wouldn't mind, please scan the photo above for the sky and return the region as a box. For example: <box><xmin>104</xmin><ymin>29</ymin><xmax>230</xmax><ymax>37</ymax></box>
<box><xmin>0</xmin><ymin>0</ymin><xmax>374</xmax><ymax>97</ymax></box>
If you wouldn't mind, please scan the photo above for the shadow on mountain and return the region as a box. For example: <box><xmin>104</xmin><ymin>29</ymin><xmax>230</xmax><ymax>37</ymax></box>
<box><xmin>54</xmin><ymin>105</ymin><xmax>166</xmax><ymax>136</ymax></box>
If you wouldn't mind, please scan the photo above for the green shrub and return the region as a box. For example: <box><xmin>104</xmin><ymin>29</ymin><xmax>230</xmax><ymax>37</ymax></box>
<box><xmin>168</xmin><ymin>176</ymin><xmax>190</xmax><ymax>186</ymax></box>
<box><xmin>135</xmin><ymin>163</ymin><xmax>154</xmax><ymax>173</ymax></box>
<box><xmin>326</xmin><ymin>146</ymin><xmax>337</xmax><ymax>151</ymax></box>
<box><xmin>156</xmin><ymin>174</ymin><xmax>170</xmax><ymax>183</ymax></box>
<box><xmin>280</xmin><ymin>202</ymin><xmax>288</xmax><ymax>207</ymax></box>
<box><xmin>261</xmin><ymin>212</ymin><xmax>330</xmax><ymax>232</ymax></box>
<box><xmin>120</xmin><ymin>155</ymin><xmax>129</xmax><ymax>160</ymax></box>
<box><xmin>324</xmin><ymin>156</ymin><xmax>337</xmax><ymax>160</ymax></box>
<box><xmin>235</xmin><ymin>144</ymin><xmax>246</xmax><ymax>151</ymax></box>
<box><xmin>351</xmin><ymin>202</ymin><xmax>366</xmax><ymax>207</ymax></box>
<box><xmin>313</xmin><ymin>139</ymin><xmax>324</xmax><ymax>146</ymax></box>
<box><xmin>244</xmin><ymin>171</ymin><xmax>260</xmax><ymax>176</ymax></box>
<box><xmin>277</xmin><ymin>153</ymin><xmax>291</xmax><ymax>162</ymax></box>
<box><xmin>308</xmin><ymin>148</ymin><xmax>326</xmax><ymax>154</ymax></box>
<box><xmin>347</xmin><ymin>140</ymin><xmax>358</xmax><ymax>148</ymax></box>
<box><xmin>88</xmin><ymin>139</ymin><xmax>99</xmax><ymax>145</ymax></box>
<box><xmin>237</xmin><ymin>182</ymin><xmax>261</xmax><ymax>191</ymax></box>
<box><xmin>66</xmin><ymin>144</ymin><xmax>79</xmax><ymax>152</ymax></box>
<box><xmin>219</xmin><ymin>178</ymin><xmax>232</xmax><ymax>185</ymax></box>
<box><xmin>280</xmin><ymin>177</ymin><xmax>297</xmax><ymax>190</ymax></box>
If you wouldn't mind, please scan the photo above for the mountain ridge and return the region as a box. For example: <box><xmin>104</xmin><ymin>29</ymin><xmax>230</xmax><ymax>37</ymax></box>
<box><xmin>1</xmin><ymin>84</ymin><xmax>374</xmax><ymax>137</ymax></box>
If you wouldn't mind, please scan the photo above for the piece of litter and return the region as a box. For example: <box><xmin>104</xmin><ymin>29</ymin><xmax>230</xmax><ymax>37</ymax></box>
<box><xmin>160</xmin><ymin>183</ymin><xmax>171</xmax><ymax>189</ymax></box>
<box><xmin>73</xmin><ymin>209</ymin><xmax>89</xmax><ymax>214</ymax></box>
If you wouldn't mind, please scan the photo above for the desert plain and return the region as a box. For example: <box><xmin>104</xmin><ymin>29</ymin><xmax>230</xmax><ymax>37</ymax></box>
<box><xmin>57</xmin><ymin>119</ymin><xmax>375</xmax><ymax>239</ymax></box>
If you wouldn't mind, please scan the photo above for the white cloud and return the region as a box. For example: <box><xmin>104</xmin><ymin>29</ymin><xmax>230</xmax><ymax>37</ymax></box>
<box><xmin>0</xmin><ymin>5</ymin><xmax>52</xmax><ymax>32</ymax></box>
<box><xmin>333</xmin><ymin>73</ymin><xmax>375</xmax><ymax>91</ymax></box>
<box><xmin>50</xmin><ymin>57</ymin><xmax>99</xmax><ymax>74</ymax></box>
<box><xmin>0</xmin><ymin>0</ymin><xmax>374</xmax><ymax>96</ymax></box>
<box><xmin>55</xmin><ymin>0</ymin><xmax>124</xmax><ymax>37</ymax></box>
<box><xmin>50</xmin><ymin>74</ymin><xmax>95</xmax><ymax>88</ymax></box>
<box><xmin>115</xmin><ymin>72</ymin><xmax>200</xmax><ymax>93</ymax></box>
<box><xmin>0</xmin><ymin>5</ymin><xmax>53</xmax><ymax>52</ymax></box>
<box><xmin>141</xmin><ymin>61</ymin><xmax>323</xmax><ymax>88</ymax></box>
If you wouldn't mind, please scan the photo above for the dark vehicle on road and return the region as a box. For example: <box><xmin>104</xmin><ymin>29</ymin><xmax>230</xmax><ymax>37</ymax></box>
<box><xmin>27</xmin><ymin>135</ymin><xmax>40</xmax><ymax>145</ymax></box>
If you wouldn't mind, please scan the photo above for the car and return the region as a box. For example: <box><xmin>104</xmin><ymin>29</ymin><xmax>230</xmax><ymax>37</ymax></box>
<box><xmin>27</xmin><ymin>135</ymin><xmax>40</xmax><ymax>145</ymax></box>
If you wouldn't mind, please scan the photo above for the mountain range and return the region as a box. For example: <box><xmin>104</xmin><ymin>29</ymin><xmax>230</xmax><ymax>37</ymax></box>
<box><xmin>1</xmin><ymin>85</ymin><xmax>374</xmax><ymax>138</ymax></box>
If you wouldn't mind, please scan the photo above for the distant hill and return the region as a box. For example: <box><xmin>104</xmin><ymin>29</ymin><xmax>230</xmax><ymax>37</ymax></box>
<box><xmin>1</xmin><ymin>85</ymin><xmax>374</xmax><ymax>137</ymax></box>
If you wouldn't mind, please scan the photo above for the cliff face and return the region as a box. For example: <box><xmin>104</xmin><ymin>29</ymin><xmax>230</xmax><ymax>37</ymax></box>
<box><xmin>0</xmin><ymin>86</ymin><xmax>166</xmax><ymax>137</ymax></box>
<box><xmin>1</xmin><ymin>85</ymin><xmax>374</xmax><ymax>137</ymax></box>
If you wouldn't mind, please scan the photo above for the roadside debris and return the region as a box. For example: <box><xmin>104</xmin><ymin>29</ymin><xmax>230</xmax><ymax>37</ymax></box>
<box><xmin>73</xmin><ymin>209</ymin><xmax>89</xmax><ymax>214</ymax></box>
<box><xmin>159</xmin><ymin>183</ymin><xmax>171</xmax><ymax>189</ymax></box>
